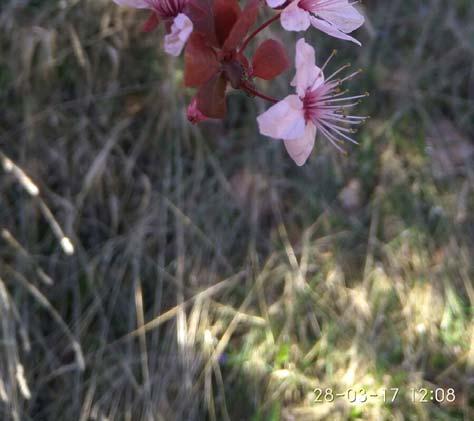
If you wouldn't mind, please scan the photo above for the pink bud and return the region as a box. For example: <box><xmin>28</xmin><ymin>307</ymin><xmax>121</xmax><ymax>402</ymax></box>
<box><xmin>187</xmin><ymin>98</ymin><xmax>209</xmax><ymax>124</ymax></box>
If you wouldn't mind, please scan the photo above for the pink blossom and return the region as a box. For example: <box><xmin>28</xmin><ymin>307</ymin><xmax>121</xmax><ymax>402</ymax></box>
<box><xmin>164</xmin><ymin>13</ymin><xmax>193</xmax><ymax>56</ymax></box>
<box><xmin>113</xmin><ymin>0</ymin><xmax>192</xmax><ymax>56</ymax></box>
<box><xmin>187</xmin><ymin>97</ymin><xmax>209</xmax><ymax>124</ymax></box>
<box><xmin>257</xmin><ymin>38</ymin><xmax>367</xmax><ymax>166</ymax></box>
<box><xmin>266</xmin><ymin>0</ymin><xmax>364</xmax><ymax>45</ymax></box>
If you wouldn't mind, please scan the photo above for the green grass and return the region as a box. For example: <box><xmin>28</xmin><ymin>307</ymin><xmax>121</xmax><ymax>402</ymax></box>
<box><xmin>0</xmin><ymin>0</ymin><xmax>473</xmax><ymax>420</ymax></box>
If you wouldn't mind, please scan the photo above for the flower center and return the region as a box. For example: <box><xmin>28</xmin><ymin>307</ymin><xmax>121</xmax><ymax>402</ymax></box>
<box><xmin>147</xmin><ymin>0</ymin><xmax>186</xmax><ymax>19</ymax></box>
<box><xmin>297</xmin><ymin>0</ymin><xmax>326</xmax><ymax>12</ymax></box>
<box><xmin>302</xmin><ymin>88</ymin><xmax>322</xmax><ymax>122</ymax></box>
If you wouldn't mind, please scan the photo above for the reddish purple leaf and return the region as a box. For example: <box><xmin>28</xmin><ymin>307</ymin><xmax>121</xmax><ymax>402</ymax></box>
<box><xmin>214</xmin><ymin>0</ymin><xmax>241</xmax><ymax>47</ymax></box>
<box><xmin>186</xmin><ymin>0</ymin><xmax>218</xmax><ymax>47</ymax></box>
<box><xmin>223</xmin><ymin>0</ymin><xmax>260</xmax><ymax>52</ymax></box>
<box><xmin>252</xmin><ymin>39</ymin><xmax>289</xmax><ymax>80</ymax></box>
<box><xmin>184</xmin><ymin>33</ymin><xmax>220</xmax><ymax>87</ymax></box>
<box><xmin>196</xmin><ymin>72</ymin><xmax>228</xmax><ymax>118</ymax></box>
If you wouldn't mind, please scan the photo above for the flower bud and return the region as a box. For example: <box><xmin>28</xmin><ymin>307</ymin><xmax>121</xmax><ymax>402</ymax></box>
<box><xmin>187</xmin><ymin>97</ymin><xmax>209</xmax><ymax>124</ymax></box>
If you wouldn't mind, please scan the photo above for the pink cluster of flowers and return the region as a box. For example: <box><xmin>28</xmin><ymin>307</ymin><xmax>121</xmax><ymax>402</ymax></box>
<box><xmin>113</xmin><ymin>0</ymin><xmax>366</xmax><ymax>165</ymax></box>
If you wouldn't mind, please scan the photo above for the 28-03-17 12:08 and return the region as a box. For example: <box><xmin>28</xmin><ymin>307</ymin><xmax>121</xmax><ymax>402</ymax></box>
<box><xmin>313</xmin><ymin>387</ymin><xmax>456</xmax><ymax>403</ymax></box>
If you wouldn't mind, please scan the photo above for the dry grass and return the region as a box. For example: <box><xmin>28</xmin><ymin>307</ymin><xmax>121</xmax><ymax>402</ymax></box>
<box><xmin>0</xmin><ymin>0</ymin><xmax>473</xmax><ymax>420</ymax></box>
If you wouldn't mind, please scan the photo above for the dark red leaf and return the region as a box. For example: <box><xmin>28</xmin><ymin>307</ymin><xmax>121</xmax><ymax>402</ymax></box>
<box><xmin>184</xmin><ymin>33</ymin><xmax>220</xmax><ymax>87</ymax></box>
<box><xmin>214</xmin><ymin>0</ymin><xmax>241</xmax><ymax>47</ymax></box>
<box><xmin>141</xmin><ymin>12</ymin><xmax>160</xmax><ymax>33</ymax></box>
<box><xmin>185</xmin><ymin>0</ymin><xmax>218</xmax><ymax>47</ymax></box>
<box><xmin>223</xmin><ymin>0</ymin><xmax>260</xmax><ymax>52</ymax></box>
<box><xmin>196</xmin><ymin>72</ymin><xmax>228</xmax><ymax>118</ymax></box>
<box><xmin>252</xmin><ymin>39</ymin><xmax>290</xmax><ymax>80</ymax></box>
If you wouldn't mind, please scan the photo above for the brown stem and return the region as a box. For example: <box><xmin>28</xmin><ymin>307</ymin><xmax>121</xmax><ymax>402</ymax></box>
<box><xmin>241</xmin><ymin>82</ymin><xmax>278</xmax><ymax>103</ymax></box>
<box><xmin>239</xmin><ymin>13</ymin><xmax>280</xmax><ymax>53</ymax></box>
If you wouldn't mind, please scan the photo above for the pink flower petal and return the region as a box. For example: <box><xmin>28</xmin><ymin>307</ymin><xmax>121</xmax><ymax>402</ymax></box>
<box><xmin>280</xmin><ymin>2</ymin><xmax>311</xmax><ymax>32</ymax></box>
<box><xmin>310</xmin><ymin>16</ymin><xmax>361</xmax><ymax>45</ymax></box>
<box><xmin>113</xmin><ymin>0</ymin><xmax>151</xmax><ymax>9</ymax></box>
<box><xmin>284</xmin><ymin>122</ymin><xmax>317</xmax><ymax>166</ymax></box>
<box><xmin>187</xmin><ymin>97</ymin><xmax>209</xmax><ymax>124</ymax></box>
<box><xmin>291</xmin><ymin>38</ymin><xmax>324</xmax><ymax>97</ymax></box>
<box><xmin>164</xmin><ymin>13</ymin><xmax>193</xmax><ymax>57</ymax></box>
<box><xmin>266</xmin><ymin>0</ymin><xmax>286</xmax><ymax>7</ymax></box>
<box><xmin>257</xmin><ymin>95</ymin><xmax>306</xmax><ymax>141</ymax></box>
<box><xmin>316</xmin><ymin>1</ymin><xmax>364</xmax><ymax>34</ymax></box>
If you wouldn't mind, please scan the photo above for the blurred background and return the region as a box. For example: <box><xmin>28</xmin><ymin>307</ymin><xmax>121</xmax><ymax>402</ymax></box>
<box><xmin>0</xmin><ymin>0</ymin><xmax>473</xmax><ymax>420</ymax></box>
